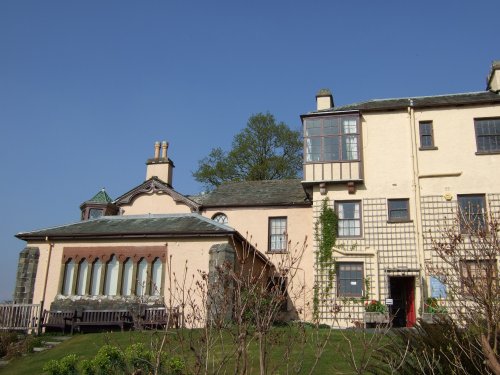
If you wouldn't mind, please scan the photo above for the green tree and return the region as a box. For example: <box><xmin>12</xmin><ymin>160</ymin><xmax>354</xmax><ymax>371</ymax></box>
<box><xmin>193</xmin><ymin>112</ymin><xmax>302</xmax><ymax>189</ymax></box>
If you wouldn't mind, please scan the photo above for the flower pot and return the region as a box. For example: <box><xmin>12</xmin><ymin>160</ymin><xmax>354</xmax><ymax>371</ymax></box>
<box><xmin>364</xmin><ymin>312</ymin><xmax>390</xmax><ymax>324</ymax></box>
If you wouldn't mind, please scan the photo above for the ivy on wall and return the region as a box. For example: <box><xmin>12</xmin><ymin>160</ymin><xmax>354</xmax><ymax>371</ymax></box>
<box><xmin>313</xmin><ymin>198</ymin><xmax>338</xmax><ymax>322</ymax></box>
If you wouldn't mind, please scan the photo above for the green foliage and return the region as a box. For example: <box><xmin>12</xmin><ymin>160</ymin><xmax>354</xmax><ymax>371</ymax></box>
<box><xmin>315</xmin><ymin>198</ymin><xmax>338</xmax><ymax>266</ymax></box>
<box><xmin>168</xmin><ymin>355</ymin><xmax>186</xmax><ymax>374</ymax></box>
<box><xmin>124</xmin><ymin>343</ymin><xmax>154</xmax><ymax>373</ymax></box>
<box><xmin>43</xmin><ymin>354</ymin><xmax>78</xmax><ymax>375</ymax></box>
<box><xmin>92</xmin><ymin>344</ymin><xmax>126</xmax><ymax>374</ymax></box>
<box><xmin>79</xmin><ymin>359</ymin><xmax>96</xmax><ymax>375</ymax></box>
<box><xmin>423</xmin><ymin>297</ymin><xmax>447</xmax><ymax>314</ymax></box>
<box><xmin>193</xmin><ymin>112</ymin><xmax>302</xmax><ymax>189</ymax></box>
<box><xmin>313</xmin><ymin>198</ymin><xmax>338</xmax><ymax>320</ymax></box>
<box><xmin>364</xmin><ymin>300</ymin><xmax>387</xmax><ymax>313</ymax></box>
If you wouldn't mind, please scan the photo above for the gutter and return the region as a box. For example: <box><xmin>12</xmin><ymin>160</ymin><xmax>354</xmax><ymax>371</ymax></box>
<box><xmin>16</xmin><ymin>231</ymin><xmax>239</xmax><ymax>241</ymax></box>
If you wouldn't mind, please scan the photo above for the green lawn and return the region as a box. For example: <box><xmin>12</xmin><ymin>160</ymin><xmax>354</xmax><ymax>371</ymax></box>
<box><xmin>0</xmin><ymin>327</ymin><xmax>384</xmax><ymax>374</ymax></box>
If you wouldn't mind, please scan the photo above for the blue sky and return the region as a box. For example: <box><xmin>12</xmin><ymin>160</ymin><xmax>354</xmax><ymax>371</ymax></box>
<box><xmin>0</xmin><ymin>0</ymin><xmax>498</xmax><ymax>301</ymax></box>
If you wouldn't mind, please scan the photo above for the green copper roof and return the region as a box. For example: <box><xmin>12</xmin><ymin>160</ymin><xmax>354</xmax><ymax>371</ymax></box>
<box><xmin>86</xmin><ymin>189</ymin><xmax>114</xmax><ymax>204</ymax></box>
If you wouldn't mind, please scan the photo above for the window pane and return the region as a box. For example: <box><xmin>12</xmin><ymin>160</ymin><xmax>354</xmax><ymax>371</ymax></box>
<box><xmin>62</xmin><ymin>260</ymin><xmax>75</xmax><ymax>296</ymax></box>
<box><xmin>136</xmin><ymin>259</ymin><xmax>148</xmax><ymax>296</ymax></box>
<box><xmin>458</xmin><ymin>195</ymin><xmax>486</xmax><ymax>230</ymax></box>
<box><xmin>304</xmin><ymin>119</ymin><xmax>322</xmax><ymax>136</ymax></box>
<box><xmin>76</xmin><ymin>259</ymin><xmax>89</xmax><ymax>295</ymax></box>
<box><xmin>90</xmin><ymin>259</ymin><xmax>102</xmax><ymax>296</ymax></box>
<box><xmin>305</xmin><ymin>138</ymin><xmax>321</xmax><ymax>162</ymax></box>
<box><xmin>342</xmin><ymin>135</ymin><xmax>358</xmax><ymax>160</ymax></box>
<box><xmin>337</xmin><ymin>263</ymin><xmax>363</xmax><ymax>297</ymax></box>
<box><xmin>269</xmin><ymin>217</ymin><xmax>287</xmax><ymax>251</ymax></box>
<box><xmin>323</xmin><ymin>118</ymin><xmax>340</xmax><ymax>135</ymax></box>
<box><xmin>342</xmin><ymin>119</ymin><xmax>357</xmax><ymax>134</ymax></box>
<box><xmin>475</xmin><ymin>118</ymin><xmax>500</xmax><ymax>152</ymax></box>
<box><xmin>337</xmin><ymin>202</ymin><xmax>361</xmax><ymax>236</ymax></box>
<box><xmin>121</xmin><ymin>258</ymin><xmax>133</xmax><ymax>296</ymax></box>
<box><xmin>151</xmin><ymin>258</ymin><xmax>163</xmax><ymax>296</ymax></box>
<box><xmin>323</xmin><ymin>136</ymin><xmax>339</xmax><ymax>161</ymax></box>
<box><xmin>104</xmin><ymin>255</ymin><xmax>119</xmax><ymax>296</ymax></box>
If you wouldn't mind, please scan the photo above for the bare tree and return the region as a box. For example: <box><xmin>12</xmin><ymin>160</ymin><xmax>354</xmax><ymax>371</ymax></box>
<box><xmin>425</xmin><ymin>203</ymin><xmax>500</xmax><ymax>374</ymax></box>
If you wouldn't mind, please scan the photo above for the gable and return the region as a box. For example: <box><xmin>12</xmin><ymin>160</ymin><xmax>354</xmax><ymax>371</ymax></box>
<box><xmin>114</xmin><ymin>177</ymin><xmax>199</xmax><ymax>215</ymax></box>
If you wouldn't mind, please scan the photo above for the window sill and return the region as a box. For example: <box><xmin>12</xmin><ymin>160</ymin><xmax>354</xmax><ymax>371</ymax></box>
<box><xmin>419</xmin><ymin>146</ymin><xmax>438</xmax><ymax>151</ymax></box>
<box><xmin>387</xmin><ymin>220</ymin><xmax>413</xmax><ymax>224</ymax></box>
<box><xmin>267</xmin><ymin>250</ymin><xmax>288</xmax><ymax>254</ymax></box>
<box><xmin>475</xmin><ymin>151</ymin><xmax>500</xmax><ymax>155</ymax></box>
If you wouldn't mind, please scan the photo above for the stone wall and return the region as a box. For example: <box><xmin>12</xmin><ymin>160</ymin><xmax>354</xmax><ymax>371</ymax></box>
<box><xmin>13</xmin><ymin>247</ymin><xmax>39</xmax><ymax>304</ymax></box>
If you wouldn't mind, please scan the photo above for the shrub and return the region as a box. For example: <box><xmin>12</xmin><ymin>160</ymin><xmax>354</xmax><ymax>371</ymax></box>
<box><xmin>0</xmin><ymin>332</ymin><xmax>18</xmax><ymax>357</ymax></box>
<box><xmin>124</xmin><ymin>342</ymin><xmax>153</xmax><ymax>373</ymax></box>
<box><xmin>43</xmin><ymin>354</ymin><xmax>78</xmax><ymax>375</ymax></box>
<box><xmin>375</xmin><ymin>317</ymin><xmax>492</xmax><ymax>374</ymax></box>
<box><xmin>168</xmin><ymin>355</ymin><xmax>186</xmax><ymax>374</ymax></box>
<box><xmin>92</xmin><ymin>344</ymin><xmax>126</xmax><ymax>374</ymax></box>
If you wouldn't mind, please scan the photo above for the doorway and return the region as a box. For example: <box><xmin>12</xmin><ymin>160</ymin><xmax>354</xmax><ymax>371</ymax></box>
<box><xmin>389</xmin><ymin>276</ymin><xmax>416</xmax><ymax>327</ymax></box>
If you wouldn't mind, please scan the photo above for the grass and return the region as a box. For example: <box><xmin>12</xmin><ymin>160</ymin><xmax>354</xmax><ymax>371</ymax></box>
<box><xmin>0</xmin><ymin>326</ymin><xmax>384</xmax><ymax>374</ymax></box>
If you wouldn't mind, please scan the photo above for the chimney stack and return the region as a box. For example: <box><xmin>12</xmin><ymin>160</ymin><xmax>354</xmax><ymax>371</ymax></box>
<box><xmin>146</xmin><ymin>140</ymin><xmax>174</xmax><ymax>186</ymax></box>
<box><xmin>487</xmin><ymin>61</ymin><xmax>500</xmax><ymax>92</ymax></box>
<box><xmin>316</xmin><ymin>89</ymin><xmax>334</xmax><ymax>111</ymax></box>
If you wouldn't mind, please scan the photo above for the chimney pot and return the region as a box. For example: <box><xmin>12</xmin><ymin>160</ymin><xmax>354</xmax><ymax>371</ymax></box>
<box><xmin>161</xmin><ymin>141</ymin><xmax>168</xmax><ymax>159</ymax></box>
<box><xmin>154</xmin><ymin>142</ymin><xmax>160</xmax><ymax>160</ymax></box>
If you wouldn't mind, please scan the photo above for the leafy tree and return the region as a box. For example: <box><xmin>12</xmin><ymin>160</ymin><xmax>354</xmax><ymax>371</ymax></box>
<box><xmin>193</xmin><ymin>112</ymin><xmax>302</xmax><ymax>189</ymax></box>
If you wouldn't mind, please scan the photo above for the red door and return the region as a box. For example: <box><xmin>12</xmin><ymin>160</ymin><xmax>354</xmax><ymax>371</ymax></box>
<box><xmin>405</xmin><ymin>278</ymin><xmax>416</xmax><ymax>327</ymax></box>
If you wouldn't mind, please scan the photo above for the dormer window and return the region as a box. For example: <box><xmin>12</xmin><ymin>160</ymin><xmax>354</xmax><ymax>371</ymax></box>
<box><xmin>212</xmin><ymin>213</ymin><xmax>228</xmax><ymax>225</ymax></box>
<box><xmin>304</xmin><ymin>115</ymin><xmax>360</xmax><ymax>163</ymax></box>
<box><xmin>88</xmin><ymin>208</ymin><xmax>104</xmax><ymax>220</ymax></box>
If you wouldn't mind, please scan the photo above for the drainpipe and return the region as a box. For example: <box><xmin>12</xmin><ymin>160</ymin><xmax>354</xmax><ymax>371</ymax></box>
<box><xmin>408</xmin><ymin>101</ymin><xmax>425</xmax><ymax>315</ymax></box>
<box><xmin>38</xmin><ymin>237</ymin><xmax>53</xmax><ymax>334</ymax></box>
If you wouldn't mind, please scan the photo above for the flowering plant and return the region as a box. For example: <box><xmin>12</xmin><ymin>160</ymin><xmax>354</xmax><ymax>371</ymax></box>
<box><xmin>424</xmin><ymin>297</ymin><xmax>447</xmax><ymax>314</ymax></box>
<box><xmin>364</xmin><ymin>299</ymin><xmax>387</xmax><ymax>313</ymax></box>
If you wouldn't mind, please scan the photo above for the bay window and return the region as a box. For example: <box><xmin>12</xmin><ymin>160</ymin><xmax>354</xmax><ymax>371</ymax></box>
<box><xmin>304</xmin><ymin>115</ymin><xmax>360</xmax><ymax>162</ymax></box>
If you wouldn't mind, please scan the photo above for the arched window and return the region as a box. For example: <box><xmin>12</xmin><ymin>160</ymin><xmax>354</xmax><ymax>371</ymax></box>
<box><xmin>136</xmin><ymin>258</ymin><xmax>148</xmax><ymax>296</ymax></box>
<box><xmin>76</xmin><ymin>259</ymin><xmax>89</xmax><ymax>295</ymax></box>
<box><xmin>212</xmin><ymin>213</ymin><xmax>228</xmax><ymax>225</ymax></box>
<box><xmin>62</xmin><ymin>259</ymin><xmax>76</xmax><ymax>296</ymax></box>
<box><xmin>121</xmin><ymin>258</ymin><xmax>133</xmax><ymax>296</ymax></box>
<box><xmin>104</xmin><ymin>255</ymin><xmax>119</xmax><ymax>296</ymax></box>
<box><xmin>150</xmin><ymin>258</ymin><xmax>163</xmax><ymax>296</ymax></box>
<box><xmin>90</xmin><ymin>259</ymin><xmax>103</xmax><ymax>296</ymax></box>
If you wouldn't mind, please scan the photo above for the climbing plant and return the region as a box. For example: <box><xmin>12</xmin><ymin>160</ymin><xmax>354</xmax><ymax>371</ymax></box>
<box><xmin>313</xmin><ymin>198</ymin><xmax>338</xmax><ymax>321</ymax></box>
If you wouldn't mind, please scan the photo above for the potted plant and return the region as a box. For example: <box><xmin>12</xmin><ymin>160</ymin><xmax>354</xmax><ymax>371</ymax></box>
<box><xmin>364</xmin><ymin>300</ymin><xmax>389</xmax><ymax>324</ymax></box>
<box><xmin>421</xmin><ymin>297</ymin><xmax>447</xmax><ymax>323</ymax></box>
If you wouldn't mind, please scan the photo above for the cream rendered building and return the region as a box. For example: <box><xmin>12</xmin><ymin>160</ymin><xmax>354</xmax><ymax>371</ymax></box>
<box><xmin>13</xmin><ymin>61</ymin><xmax>500</xmax><ymax>328</ymax></box>
<box><xmin>303</xmin><ymin>61</ymin><xmax>500</xmax><ymax>327</ymax></box>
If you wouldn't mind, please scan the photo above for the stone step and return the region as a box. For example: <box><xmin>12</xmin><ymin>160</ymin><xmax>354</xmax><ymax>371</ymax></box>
<box><xmin>33</xmin><ymin>347</ymin><xmax>48</xmax><ymax>352</ymax></box>
<box><xmin>49</xmin><ymin>336</ymin><xmax>71</xmax><ymax>341</ymax></box>
<box><xmin>42</xmin><ymin>341</ymin><xmax>62</xmax><ymax>347</ymax></box>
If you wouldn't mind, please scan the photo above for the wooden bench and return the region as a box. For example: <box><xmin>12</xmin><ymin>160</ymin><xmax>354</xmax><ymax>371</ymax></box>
<box><xmin>138</xmin><ymin>307</ymin><xmax>179</xmax><ymax>330</ymax></box>
<box><xmin>40</xmin><ymin>310</ymin><xmax>76</xmax><ymax>334</ymax></box>
<box><xmin>71</xmin><ymin>309</ymin><xmax>132</xmax><ymax>333</ymax></box>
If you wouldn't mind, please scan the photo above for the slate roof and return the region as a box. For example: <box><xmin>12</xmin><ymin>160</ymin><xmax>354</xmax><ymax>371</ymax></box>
<box><xmin>16</xmin><ymin>214</ymin><xmax>236</xmax><ymax>240</ymax></box>
<box><xmin>196</xmin><ymin>179</ymin><xmax>311</xmax><ymax>207</ymax></box>
<box><xmin>304</xmin><ymin>91</ymin><xmax>500</xmax><ymax>115</ymax></box>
